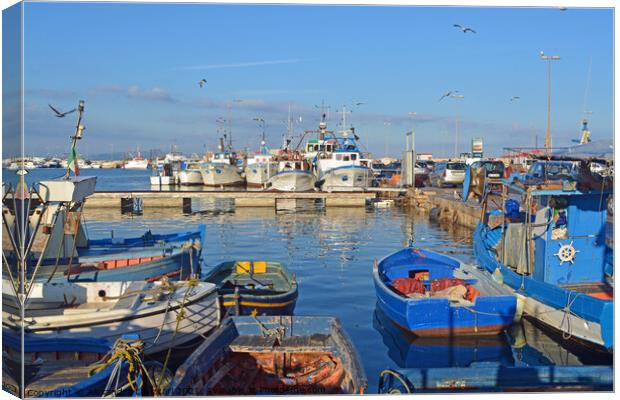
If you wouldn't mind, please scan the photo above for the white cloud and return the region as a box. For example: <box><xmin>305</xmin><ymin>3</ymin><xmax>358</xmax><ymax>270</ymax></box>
<box><xmin>180</xmin><ymin>59</ymin><xmax>304</xmax><ymax>70</ymax></box>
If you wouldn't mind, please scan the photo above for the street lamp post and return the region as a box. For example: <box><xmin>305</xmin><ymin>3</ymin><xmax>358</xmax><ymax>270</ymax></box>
<box><xmin>407</xmin><ymin>112</ymin><xmax>417</xmax><ymax>188</ymax></box>
<box><xmin>539</xmin><ymin>51</ymin><xmax>561</xmax><ymax>154</ymax></box>
<box><xmin>449</xmin><ymin>94</ymin><xmax>464</xmax><ymax>158</ymax></box>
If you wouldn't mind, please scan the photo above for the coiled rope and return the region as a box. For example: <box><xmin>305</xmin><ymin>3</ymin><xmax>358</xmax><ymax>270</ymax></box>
<box><xmin>91</xmin><ymin>338</ymin><xmax>158</xmax><ymax>396</ymax></box>
<box><xmin>378</xmin><ymin>369</ymin><xmax>414</xmax><ymax>394</ymax></box>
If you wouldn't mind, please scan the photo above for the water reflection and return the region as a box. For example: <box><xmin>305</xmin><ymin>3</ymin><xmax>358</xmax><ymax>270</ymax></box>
<box><xmin>373</xmin><ymin>304</ymin><xmax>515</xmax><ymax>368</ymax></box>
<box><xmin>76</xmin><ymin>203</ymin><xmax>610</xmax><ymax>392</ymax></box>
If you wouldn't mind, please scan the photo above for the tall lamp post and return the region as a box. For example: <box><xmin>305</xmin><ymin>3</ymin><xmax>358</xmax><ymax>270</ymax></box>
<box><xmin>449</xmin><ymin>94</ymin><xmax>464</xmax><ymax>158</ymax></box>
<box><xmin>539</xmin><ymin>51</ymin><xmax>560</xmax><ymax>154</ymax></box>
<box><xmin>407</xmin><ymin>112</ymin><xmax>417</xmax><ymax>188</ymax></box>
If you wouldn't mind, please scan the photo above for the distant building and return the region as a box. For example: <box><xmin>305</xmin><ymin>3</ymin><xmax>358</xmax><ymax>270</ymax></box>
<box><xmin>417</xmin><ymin>153</ymin><xmax>433</xmax><ymax>161</ymax></box>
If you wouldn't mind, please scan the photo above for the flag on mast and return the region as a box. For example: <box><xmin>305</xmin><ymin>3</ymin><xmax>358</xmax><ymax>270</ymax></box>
<box><xmin>67</xmin><ymin>146</ymin><xmax>80</xmax><ymax>176</ymax></box>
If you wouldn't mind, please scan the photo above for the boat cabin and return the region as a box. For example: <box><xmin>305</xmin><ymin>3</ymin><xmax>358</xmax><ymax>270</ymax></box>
<box><xmin>278</xmin><ymin>159</ymin><xmax>309</xmax><ymax>172</ymax></box>
<box><xmin>496</xmin><ymin>183</ymin><xmax>612</xmax><ymax>287</ymax></box>
<box><xmin>210</xmin><ymin>152</ymin><xmax>235</xmax><ymax>165</ymax></box>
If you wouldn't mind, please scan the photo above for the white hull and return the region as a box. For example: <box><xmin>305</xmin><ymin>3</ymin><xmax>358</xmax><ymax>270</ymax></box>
<box><xmin>124</xmin><ymin>160</ymin><xmax>149</xmax><ymax>169</ymax></box>
<box><xmin>201</xmin><ymin>164</ymin><xmax>244</xmax><ymax>187</ymax></box>
<box><xmin>244</xmin><ymin>163</ymin><xmax>277</xmax><ymax>187</ymax></box>
<box><xmin>150</xmin><ymin>175</ymin><xmax>173</xmax><ymax>185</ymax></box>
<box><xmin>3</xmin><ymin>280</ymin><xmax>220</xmax><ymax>355</ymax></box>
<box><xmin>519</xmin><ymin>292</ymin><xmax>606</xmax><ymax>349</ymax></box>
<box><xmin>268</xmin><ymin>171</ymin><xmax>316</xmax><ymax>192</ymax></box>
<box><xmin>179</xmin><ymin>170</ymin><xmax>204</xmax><ymax>185</ymax></box>
<box><xmin>320</xmin><ymin>167</ymin><xmax>372</xmax><ymax>192</ymax></box>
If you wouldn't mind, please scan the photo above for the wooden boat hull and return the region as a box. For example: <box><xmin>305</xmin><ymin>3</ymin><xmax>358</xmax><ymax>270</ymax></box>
<box><xmin>2</xmin><ymin>332</ymin><xmax>127</xmax><ymax>398</ymax></box>
<box><xmin>374</xmin><ymin>247</ymin><xmax>517</xmax><ymax>337</ymax></box>
<box><xmin>167</xmin><ymin>316</ymin><xmax>367</xmax><ymax>395</ymax></box>
<box><xmin>473</xmin><ymin>222</ymin><xmax>614</xmax><ymax>351</ymax></box>
<box><xmin>244</xmin><ymin>163</ymin><xmax>277</xmax><ymax>187</ymax></box>
<box><xmin>203</xmin><ymin>260</ymin><xmax>298</xmax><ymax>317</ymax></box>
<box><xmin>267</xmin><ymin>170</ymin><xmax>316</xmax><ymax>192</ymax></box>
<box><xmin>3</xmin><ymin>280</ymin><xmax>220</xmax><ymax>356</ymax></box>
<box><xmin>373</xmin><ymin>304</ymin><xmax>514</xmax><ymax>368</ymax></box>
<box><xmin>319</xmin><ymin>165</ymin><xmax>372</xmax><ymax>192</ymax></box>
<box><xmin>200</xmin><ymin>164</ymin><xmax>244</xmax><ymax>186</ymax></box>
<box><xmin>378</xmin><ymin>365</ymin><xmax>613</xmax><ymax>393</ymax></box>
<box><xmin>178</xmin><ymin>169</ymin><xmax>203</xmax><ymax>185</ymax></box>
<box><xmin>34</xmin><ymin>245</ymin><xmax>200</xmax><ymax>283</ymax></box>
<box><xmin>150</xmin><ymin>175</ymin><xmax>173</xmax><ymax>185</ymax></box>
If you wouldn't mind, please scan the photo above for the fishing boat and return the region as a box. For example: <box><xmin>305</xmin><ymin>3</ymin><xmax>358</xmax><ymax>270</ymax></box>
<box><xmin>203</xmin><ymin>260</ymin><xmax>298</xmax><ymax>316</ymax></box>
<box><xmin>200</xmin><ymin>139</ymin><xmax>244</xmax><ymax>187</ymax></box>
<box><xmin>314</xmin><ymin>107</ymin><xmax>372</xmax><ymax>192</ymax></box>
<box><xmin>267</xmin><ymin>153</ymin><xmax>316</xmax><ymax>192</ymax></box>
<box><xmin>373</xmin><ymin>247</ymin><xmax>517</xmax><ymax>336</ymax></box>
<box><xmin>7</xmin><ymin>176</ymin><xmax>205</xmax><ymax>269</ymax></box>
<box><xmin>472</xmin><ymin>154</ymin><xmax>614</xmax><ymax>351</ymax></box>
<box><xmin>178</xmin><ymin>160</ymin><xmax>205</xmax><ymax>185</ymax></box>
<box><xmin>2</xmin><ymin>332</ymin><xmax>150</xmax><ymax>398</ymax></box>
<box><xmin>245</xmin><ymin>147</ymin><xmax>277</xmax><ymax>189</ymax></box>
<box><xmin>167</xmin><ymin>316</ymin><xmax>367</xmax><ymax>395</ymax></box>
<box><xmin>150</xmin><ymin>158</ymin><xmax>184</xmax><ymax>186</ymax></box>
<box><xmin>34</xmin><ymin>243</ymin><xmax>201</xmax><ymax>283</ymax></box>
<box><xmin>373</xmin><ymin>304</ymin><xmax>515</xmax><ymax>369</ymax></box>
<box><xmin>2</xmin><ymin>279</ymin><xmax>220</xmax><ymax>356</ymax></box>
<box><xmin>123</xmin><ymin>148</ymin><xmax>149</xmax><ymax>170</ymax></box>
<box><xmin>377</xmin><ymin>364</ymin><xmax>613</xmax><ymax>393</ymax></box>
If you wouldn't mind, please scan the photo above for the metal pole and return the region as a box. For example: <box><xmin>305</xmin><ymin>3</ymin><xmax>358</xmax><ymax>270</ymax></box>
<box><xmin>546</xmin><ymin>59</ymin><xmax>551</xmax><ymax>152</ymax></box>
<box><xmin>455</xmin><ymin>102</ymin><xmax>459</xmax><ymax>158</ymax></box>
<box><xmin>540</xmin><ymin>52</ymin><xmax>560</xmax><ymax>155</ymax></box>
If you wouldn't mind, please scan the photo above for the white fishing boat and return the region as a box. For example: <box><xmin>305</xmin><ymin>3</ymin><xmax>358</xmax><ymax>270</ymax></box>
<box><xmin>2</xmin><ymin>279</ymin><xmax>220</xmax><ymax>356</ymax></box>
<box><xmin>314</xmin><ymin>109</ymin><xmax>372</xmax><ymax>192</ymax></box>
<box><xmin>123</xmin><ymin>147</ymin><xmax>149</xmax><ymax>169</ymax></box>
<box><xmin>178</xmin><ymin>160</ymin><xmax>205</xmax><ymax>186</ymax></box>
<box><xmin>245</xmin><ymin>139</ymin><xmax>277</xmax><ymax>188</ymax></box>
<box><xmin>200</xmin><ymin>138</ymin><xmax>244</xmax><ymax>187</ymax></box>
<box><xmin>267</xmin><ymin>154</ymin><xmax>316</xmax><ymax>192</ymax></box>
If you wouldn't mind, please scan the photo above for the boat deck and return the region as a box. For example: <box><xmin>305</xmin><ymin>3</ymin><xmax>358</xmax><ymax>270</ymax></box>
<box><xmin>559</xmin><ymin>282</ymin><xmax>613</xmax><ymax>300</ymax></box>
<box><xmin>26</xmin><ymin>361</ymin><xmax>96</xmax><ymax>395</ymax></box>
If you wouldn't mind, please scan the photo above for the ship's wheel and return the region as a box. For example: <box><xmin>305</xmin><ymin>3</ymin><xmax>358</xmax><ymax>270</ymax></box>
<box><xmin>554</xmin><ymin>241</ymin><xmax>579</xmax><ymax>265</ymax></box>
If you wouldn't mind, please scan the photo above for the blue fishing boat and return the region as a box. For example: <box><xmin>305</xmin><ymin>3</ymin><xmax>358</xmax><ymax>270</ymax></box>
<box><xmin>472</xmin><ymin>157</ymin><xmax>613</xmax><ymax>351</ymax></box>
<box><xmin>373</xmin><ymin>304</ymin><xmax>515</xmax><ymax>368</ymax></box>
<box><xmin>203</xmin><ymin>260</ymin><xmax>298</xmax><ymax>316</ymax></box>
<box><xmin>377</xmin><ymin>364</ymin><xmax>613</xmax><ymax>393</ymax></box>
<box><xmin>83</xmin><ymin>227</ymin><xmax>202</xmax><ymax>254</ymax></box>
<box><xmin>2</xmin><ymin>332</ymin><xmax>146</xmax><ymax>398</ymax></box>
<box><xmin>373</xmin><ymin>247</ymin><xmax>517</xmax><ymax>336</ymax></box>
<box><xmin>167</xmin><ymin>316</ymin><xmax>367</xmax><ymax>395</ymax></box>
<box><xmin>33</xmin><ymin>243</ymin><xmax>201</xmax><ymax>283</ymax></box>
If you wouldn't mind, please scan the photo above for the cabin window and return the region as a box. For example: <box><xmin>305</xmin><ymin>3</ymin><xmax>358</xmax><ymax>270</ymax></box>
<box><xmin>343</xmin><ymin>155</ymin><xmax>350</xmax><ymax>161</ymax></box>
<box><xmin>327</xmin><ymin>145</ymin><xmax>333</xmax><ymax>152</ymax></box>
<box><xmin>351</xmin><ymin>154</ymin><xmax>357</xmax><ymax>160</ymax></box>
<box><xmin>549</xmin><ymin>196</ymin><xmax>569</xmax><ymax>240</ymax></box>
<box><xmin>336</xmin><ymin>154</ymin><xmax>343</xmax><ymax>161</ymax></box>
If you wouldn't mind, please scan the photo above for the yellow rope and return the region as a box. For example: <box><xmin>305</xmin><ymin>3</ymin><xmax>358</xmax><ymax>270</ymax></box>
<box><xmin>90</xmin><ymin>338</ymin><xmax>154</xmax><ymax>395</ymax></box>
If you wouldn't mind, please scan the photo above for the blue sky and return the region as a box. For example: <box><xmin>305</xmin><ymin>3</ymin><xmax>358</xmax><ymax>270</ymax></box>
<box><xmin>10</xmin><ymin>2</ymin><xmax>615</xmax><ymax>158</ymax></box>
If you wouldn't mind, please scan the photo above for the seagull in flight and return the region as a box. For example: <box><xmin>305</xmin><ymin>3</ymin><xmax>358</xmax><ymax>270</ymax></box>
<box><xmin>48</xmin><ymin>104</ymin><xmax>76</xmax><ymax>118</ymax></box>
<box><xmin>355</xmin><ymin>102</ymin><xmax>364</xmax><ymax>106</ymax></box>
<box><xmin>198</xmin><ymin>78</ymin><xmax>207</xmax><ymax>88</ymax></box>
<box><xmin>453</xmin><ymin>24</ymin><xmax>476</xmax><ymax>34</ymax></box>
<box><xmin>438</xmin><ymin>90</ymin><xmax>458</xmax><ymax>102</ymax></box>
<box><xmin>510</xmin><ymin>96</ymin><xmax>521</xmax><ymax>101</ymax></box>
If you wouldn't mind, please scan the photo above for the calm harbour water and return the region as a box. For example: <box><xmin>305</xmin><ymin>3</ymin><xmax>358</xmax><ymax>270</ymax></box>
<box><xmin>4</xmin><ymin>168</ymin><xmax>613</xmax><ymax>392</ymax></box>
